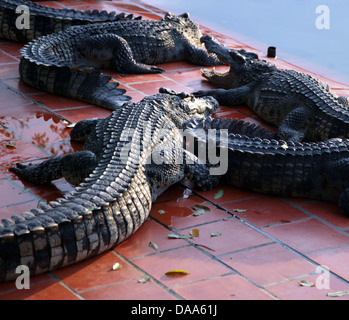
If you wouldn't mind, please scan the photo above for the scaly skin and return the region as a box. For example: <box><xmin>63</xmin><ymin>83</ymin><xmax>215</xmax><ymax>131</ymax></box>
<box><xmin>193</xmin><ymin>35</ymin><xmax>349</xmax><ymax>142</ymax></box>
<box><xmin>18</xmin><ymin>13</ymin><xmax>221</xmax><ymax>110</ymax></box>
<box><xmin>0</xmin><ymin>0</ymin><xmax>140</xmax><ymax>42</ymax></box>
<box><xmin>1</xmin><ymin>89</ymin><xmax>220</xmax><ymax>282</ymax></box>
<box><xmin>185</xmin><ymin>116</ymin><xmax>349</xmax><ymax>216</ymax></box>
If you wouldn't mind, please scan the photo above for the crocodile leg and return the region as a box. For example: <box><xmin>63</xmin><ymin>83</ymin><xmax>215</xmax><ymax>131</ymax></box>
<box><xmin>193</xmin><ymin>86</ymin><xmax>252</xmax><ymax>105</ymax></box>
<box><xmin>70</xmin><ymin>118</ymin><xmax>101</xmax><ymax>142</ymax></box>
<box><xmin>185</xmin><ymin>44</ymin><xmax>221</xmax><ymax>66</ymax></box>
<box><xmin>277</xmin><ymin>106</ymin><xmax>313</xmax><ymax>142</ymax></box>
<box><xmin>77</xmin><ymin>34</ymin><xmax>164</xmax><ymax>74</ymax></box>
<box><xmin>147</xmin><ymin>145</ymin><xmax>220</xmax><ymax>199</ymax></box>
<box><xmin>9</xmin><ymin>151</ymin><xmax>97</xmax><ymax>186</ymax></box>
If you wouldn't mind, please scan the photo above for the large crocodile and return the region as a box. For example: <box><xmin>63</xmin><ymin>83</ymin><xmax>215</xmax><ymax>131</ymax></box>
<box><xmin>193</xmin><ymin>35</ymin><xmax>349</xmax><ymax>142</ymax></box>
<box><xmin>0</xmin><ymin>0</ymin><xmax>140</xmax><ymax>42</ymax></box>
<box><xmin>1</xmin><ymin>89</ymin><xmax>219</xmax><ymax>282</ymax></box>
<box><xmin>17</xmin><ymin>11</ymin><xmax>221</xmax><ymax>109</ymax></box>
<box><xmin>185</xmin><ymin>116</ymin><xmax>349</xmax><ymax>215</ymax></box>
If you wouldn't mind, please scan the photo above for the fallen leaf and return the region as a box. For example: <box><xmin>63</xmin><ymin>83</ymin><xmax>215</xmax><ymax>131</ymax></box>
<box><xmin>193</xmin><ymin>205</ymin><xmax>210</xmax><ymax>211</ymax></box>
<box><xmin>157</xmin><ymin>209</ymin><xmax>165</xmax><ymax>214</ymax></box>
<box><xmin>298</xmin><ymin>280</ymin><xmax>315</xmax><ymax>287</ymax></box>
<box><xmin>168</xmin><ymin>233</ymin><xmax>192</xmax><ymax>239</ymax></box>
<box><xmin>149</xmin><ymin>241</ymin><xmax>158</xmax><ymax>250</ymax></box>
<box><xmin>165</xmin><ymin>269</ymin><xmax>189</xmax><ymax>276</ymax></box>
<box><xmin>138</xmin><ymin>277</ymin><xmax>151</xmax><ymax>283</ymax></box>
<box><xmin>192</xmin><ymin>208</ymin><xmax>206</xmax><ymax>216</ymax></box>
<box><xmin>232</xmin><ymin>208</ymin><xmax>247</xmax><ymax>213</ymax></box>
<box><xmin>19</xmin><ymin>187</ymin><xmax>31</xmax><ymax>194</ymax></box>
<box><xmin>327</xmin><ymin>290</ymin><xmax>349</xmax><ymax>297</ymax></box>
<box><xmin>192</xmin><ymin>204</ymin><xmax>210</xmax><ymax>216</ymax></box>
<box><xmin>193</xmin><ymin>243</ymin><xmax>216</xmax><ymax>252</ymax></box>
<box><xmin>190</xmin><ymin>228</ymin><xmax>200</xmax><ymax>237</ymax></box>
<box><xmin>66</xmin><ymin>122</ymin><xmax>76</xmax><ymax>128</ymax></box>
<box><xmin>6</xmin><ymin>141</ymin><xmax>16</xmax><ymax>148</ymax></box>
<box><xmin>210</xmin><ymin>232</ymin><xmax>222</xmax><ymax>237</ymax></box>
<box><xmin>112</xmin><ymin>263</ymin><xmax>122</xmax><ymax>271</ymax></box>
<box><xmin>213</xmin><ymin>189</ymin><xmax>224</xmax><ymax>200</ymax></box>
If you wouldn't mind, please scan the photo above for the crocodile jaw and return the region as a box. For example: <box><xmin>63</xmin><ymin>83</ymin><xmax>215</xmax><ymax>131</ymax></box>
<box><xmin>201</xmin><ymin>67</ymin><xmax>236</xmax><ymax>89</ymax></box>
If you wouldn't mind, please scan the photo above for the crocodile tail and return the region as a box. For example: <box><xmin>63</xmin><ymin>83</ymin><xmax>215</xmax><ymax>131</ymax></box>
<box><xmin>0</xmin><ymin>165</ymin><xmax>151</xmax><ymax>282</ymax></box>
<box><xmin>0</xmin><ymin>0</ymin><xmax>141</xmax><ymax>42</ymax></box>
<box><xmin>19</xmin><ymin>58</ymin><xmax>131</xmax><ymax>110</ymax></box>
<box><xmin>0</xmin><ymin>184</ymin><xmax>150</xmax><ymax>282</ymax></box>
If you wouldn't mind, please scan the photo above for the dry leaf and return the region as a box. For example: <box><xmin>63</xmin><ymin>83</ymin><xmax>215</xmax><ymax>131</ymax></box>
<box><xmin>192</xmin><ymin>204</ymin><xmax>210</xmax><ymax>216</ymax></box>
<box><xmin>149</xmin><ymin>241</ymin><xmax>158</xmax><ymax>250</ymax></box>
<box><xmin>112</xmin><ymin>262</ymin><xmax>122</xmax><ymax>271</ymax></box>
<box><xmin>232</xmin><ymin>208</ymin><xmax>247</xmax><ymax>213</ymax></box>
<box><xmin>213</xmin><ymin>189</ymin><xmax>224</xmax><ymax>199</ymax></box>
<box><xmin>298</xmin><ymin>280</ymin><xmax>315</xmax><ymax>287</ymax></box>
<box><xmin>6</xmin><ymin>141</ymin><xmax>16</xmax><ymax>148</ymax></box>
<box><xmin>168</xmin><ymin>233</ymin><xmax>192</xmax><ymax>239</ymax></box>
<box><xmin>190</xmin><ymin>228</ymin><xmax>200</xmax><ymax>237</ymax></box>
<box><xmin>193</xmin><ymin>205</ymin><xmax>210</xmax><ymax>211</ymax></box>
<box><xmin>165</xmin><ymin>269</ymin><xmax>189</xmax><ymax>276</ymax></box>
<box><xmin>210</xmin><ymin>232</ymin><xmax>222</xmax><ymax>237</ymax></box>
<box><xmin>327</xmin><ymin>290</ymin><xmax>349</xmax><ymax>297</ymax></box>
<box><xmin>192</xmin><ymin>208</ymin><xmax>206</xmax><ymax>216</ymax></box>
<box><xmin>19</xmin><ymin>187</ymin><xmax>31</xmax><ymax>194</ymax></box>
<box><xmin>138</xmin><ymin>277</ymin><xmax>151</xmax><ymax>283</ymax></box>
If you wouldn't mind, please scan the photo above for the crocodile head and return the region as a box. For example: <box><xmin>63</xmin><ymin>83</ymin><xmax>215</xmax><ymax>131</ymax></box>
<box><xmin>163</xmin><ymin>13</ymin><xmax>211</xmax><ymax>46</ymax></box>
<box><xmin>199</xmin><ymin>35</ymin><xmax>271</xmax><ymax>88</ymax></box>
<box><xmin>158</xmin><ymin>87</ymin><xmax>218</xmax><ymax>119</ymax></box>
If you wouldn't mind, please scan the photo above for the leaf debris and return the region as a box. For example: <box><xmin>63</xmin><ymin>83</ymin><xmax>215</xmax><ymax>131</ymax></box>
<box><xmin>168</xmin><ymin>233</ymin><xmax>192</xmax><ymax>239</ymax></box>
<box><xmin>213</xmin><ymin>189</ymin><xmax>224</xmax><ymax>200</ymax></box>
<box><xmin>112</xmin><ymin>262</ymin><xmax>122</xmax><ymax>271</ymax></box>
<box><xmin>165</xmin><ymin>269</ymin><xmax>189</xmax><ymax>276</ymax></box>
<box><xmin>6</xmin><ymin>141</ymin><xmax>16</xmax><ymax>148</ymax></box>
<box><xmin>138</xmin><ymin>277</ymin><xmax>151</xmax><ymax>283</ymax></box>
<box><xmin>189</xmin><ymin>228</ymin><xmax>200</xmax><ymax>237</ymax></box>
<box><xmin>210</xmin><ymin>232</ymin><xmax>222</xmax><ymax>237</ymax></box>
<box><xmin>327</xmin><ymin>290</ymin><xmax>349</xmax><ymax>297</ymax></box>
<box><xmin>149</xmin><ymin>241</ymin><xmax>158</xmax><ymax>250</ymax></box>
<box><xmin>298</xmin><ymin>280</ymin><xmax>315</xmax><ymax>287</ymax></box>
<box><xmin>232</xmin><ymin>208</ymin><xmax>247</xmax><ymax>213</ymax></box>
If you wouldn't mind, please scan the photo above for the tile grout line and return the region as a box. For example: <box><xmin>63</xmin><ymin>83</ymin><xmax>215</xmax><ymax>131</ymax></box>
<box><xmin>191</xmin><ymin>190</ymin><xmax>349</xmax><ymax>286</ymax></box>
<box><xmin>110</xmin><ymin>250</ymin><xmax>185</xmax><ymax>300</ymax></box>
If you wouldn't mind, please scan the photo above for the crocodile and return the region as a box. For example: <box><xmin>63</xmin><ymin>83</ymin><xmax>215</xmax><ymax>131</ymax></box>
<box><xmin>185</xmin><ymin>116</ymin><xmax>349</xmax><ymax>215</ymax></box>
<box><xmin>18</xmin><ymin>12</ymin><xmax>221</xmax><ymax>110</ymax></box>
<box><xmin>193</xmin><ymin>35</ymin><xmax>349</xmax><ymax>142</ymax></box>
<box><xmin>1</xmin><ymin>88</ymin><xmax>219</xmax><ymax>282</ymax></box>
<box><xmin>0</xmin><ymin>0</ymin><xmax>141</xmax><ymax>42</ymax></box>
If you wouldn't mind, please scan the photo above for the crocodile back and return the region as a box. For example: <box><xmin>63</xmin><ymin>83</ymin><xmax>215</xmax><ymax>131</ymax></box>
<box><xmin>0</xmin><ymin>0</ymin><xmax>139</xmax><ymax>42</ymax></box>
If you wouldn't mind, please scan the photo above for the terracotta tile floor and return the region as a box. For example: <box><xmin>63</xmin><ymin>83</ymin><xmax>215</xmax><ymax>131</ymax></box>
<box><xmin>0</xmin><ymin>0</ymin><xmax>349</xmax><ymax>300</ymax></box>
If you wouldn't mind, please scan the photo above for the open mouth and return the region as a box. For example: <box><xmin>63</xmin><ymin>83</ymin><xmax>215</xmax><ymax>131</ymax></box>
<box><xmin>200</xmin><ymin>35</ymin><xmax>237</xmax><ymax>84</ymax></box>
<box><xmin>201</xmin><ymin>66</ymin><xmax>231</xmax><ymax>80</ymax></box>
